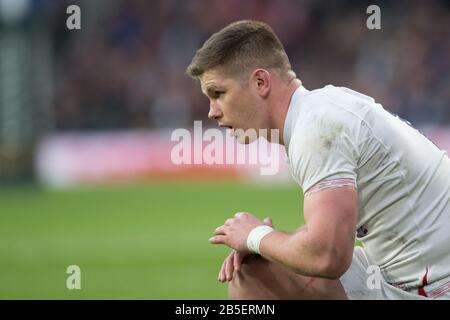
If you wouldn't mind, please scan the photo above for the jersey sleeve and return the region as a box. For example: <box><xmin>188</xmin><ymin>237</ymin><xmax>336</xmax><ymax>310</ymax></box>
<box><xmin>288</xmin><ymin>109</ymin><xmax>360</xmax><ymax>194</ymax></box>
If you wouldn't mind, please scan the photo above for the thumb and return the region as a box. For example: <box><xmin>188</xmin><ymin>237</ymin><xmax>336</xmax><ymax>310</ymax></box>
<box><xmin>263</xmin><ymin>217</ymin><xmax>273</xmax><ymax>227</ymax></box>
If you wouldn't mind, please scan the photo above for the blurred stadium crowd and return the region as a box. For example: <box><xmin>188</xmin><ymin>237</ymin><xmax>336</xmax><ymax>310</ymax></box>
<box><xmin>0</xmin><ymin>0</ymin><xmax>449</xmax><ymax>182</ymax></box>
<box><xmin>53</xmin><ymin>0</ymin><xmax>450</xmax><ymax>130</ymax></box>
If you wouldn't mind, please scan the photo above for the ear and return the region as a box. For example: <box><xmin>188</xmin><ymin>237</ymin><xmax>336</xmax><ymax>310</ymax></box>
<box><xmin>251</xmin><ymin>69</ymin><xmax>271</xmax><ymax>98</ymax></box>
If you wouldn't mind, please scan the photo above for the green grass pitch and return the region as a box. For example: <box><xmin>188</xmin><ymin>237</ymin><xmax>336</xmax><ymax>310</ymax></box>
<box><xmin>0</xmin><ymin>181</ymin><xmax>303</xmax><ymax>299</ymax></box>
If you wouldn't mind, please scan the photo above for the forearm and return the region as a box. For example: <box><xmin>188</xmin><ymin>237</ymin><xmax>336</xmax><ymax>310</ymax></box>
<box><xmin>258</xmin><ymin>226</ymin><xmax>342</xmax><ymax>279</ymax></box>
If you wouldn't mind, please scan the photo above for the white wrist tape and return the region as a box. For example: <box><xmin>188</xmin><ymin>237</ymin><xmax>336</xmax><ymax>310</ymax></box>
<box><xmin>246</xmin><ymin>225</ymin><xmax>274</xmax><ymax>254</ymax></box>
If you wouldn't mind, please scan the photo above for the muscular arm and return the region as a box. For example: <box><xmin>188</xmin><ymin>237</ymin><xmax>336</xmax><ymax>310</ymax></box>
<box><xmin>210</xmin><ymin>186</ymin><xmax>358</xmax><ymax>280</ymax></box>
<box><xmin>259</xmin><ymin>187</ymin><xmax>358</xmax><ymax>279</ymax></box>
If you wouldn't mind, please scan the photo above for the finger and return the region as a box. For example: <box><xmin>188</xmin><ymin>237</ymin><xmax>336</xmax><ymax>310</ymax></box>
<box><xmin>234</xmin><ymin>212</ymin><xmax>247</xmax><ymax>218</ymax></box>
<box><xmin>234</xmin><ymin>251</ymin><xmax>245</xmax><ymax>272</ymax></box>
<box><xmin>218</xmin><ymin>258</ymin><xmax>227</xmax><ymax>282</ymax></box>
<box><xmin>209</xmin><ymin>235</ymin><xmax>227</xmax><ymax>244</ymax></box>
<box><xmin>263</xmin><ymin>217</ymin><xmax>273</xmax><ymax>227</ymax></box>
<box><xmin>225</xmin><ymin>252</ymin><xmax>234</xmax><ymax>281</ymax></box>
<box><xmin>214</xmin><ymin>225</ymin><xmax>227</xmax><ymax>235</ymax></box>
<box><xmin>224</xmin><ymin>218</ymin><xmax>233</xmax><ymax>226</ymax></box>
<box><xmin>220</xmin><ymin>252</ymin><xmax>233</xmax><ymax>282</ymax></box>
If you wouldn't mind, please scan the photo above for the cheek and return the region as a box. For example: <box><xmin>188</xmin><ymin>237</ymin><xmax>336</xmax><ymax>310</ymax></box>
<box><xmin>241</xmin><ymin>97</ymin><xmax>259</xmax><ymax>118</ymax></box>
<box><xmin>231</xmin><ymin>94</ymin><xmax>253</xmax><ymax>114</ymax></box>
<box><xmin>224</xmin><ymin>91</ymin><xmax>256</xmax><ymax>121</ymax></box>
<box><xmin>222</xmin><ymin>95</ymin><xmax>239</xmax><ymax>115</ymax></box>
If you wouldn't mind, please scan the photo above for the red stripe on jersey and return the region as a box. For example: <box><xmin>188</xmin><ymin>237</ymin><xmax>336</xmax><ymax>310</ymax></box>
<box><xmin>418</xmin><ymin>268</ymin><xmax>429</xmax><ymax>297</ymax></box>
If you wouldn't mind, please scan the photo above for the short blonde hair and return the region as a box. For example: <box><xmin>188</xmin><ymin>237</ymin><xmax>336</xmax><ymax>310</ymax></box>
<box><xmin>186</xmin><ymin>20</ymin><xmax>292</xmax><ymax>80</ymax></box>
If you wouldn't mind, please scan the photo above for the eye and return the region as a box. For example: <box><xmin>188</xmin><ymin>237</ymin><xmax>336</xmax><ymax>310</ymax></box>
<box><xmin>212</xmin><ymin>91</ymin><xmax>225</xmax><ymax>99</ymax></box>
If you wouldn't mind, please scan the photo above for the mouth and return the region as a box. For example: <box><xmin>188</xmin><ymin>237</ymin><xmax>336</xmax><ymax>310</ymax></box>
<box><xmin>219</xmin><ymin>124</ymin><xmax>233</xmax><ymax>130</ymax></box>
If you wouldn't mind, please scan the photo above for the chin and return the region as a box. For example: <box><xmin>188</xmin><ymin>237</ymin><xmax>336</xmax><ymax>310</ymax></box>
<box><xmin>235</xmin><ymin>136</ymin><xmax>248</xmax><ymax>144</ymax></box>
<box><xmin>235</xmin><ymin>134</ymin><xmax>258</xmax><ymax>145</ymax></box>
<box><xmin>233</xmin><ymin>128</ymin><xmax>259</xmax><ymax>144</ymax></box>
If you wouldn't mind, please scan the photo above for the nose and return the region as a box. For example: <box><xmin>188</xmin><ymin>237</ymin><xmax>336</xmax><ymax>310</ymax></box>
<box><xmin>208</xmin><ymin>101</ymin><xmax>223</xmax><ymax>120</ymax></box>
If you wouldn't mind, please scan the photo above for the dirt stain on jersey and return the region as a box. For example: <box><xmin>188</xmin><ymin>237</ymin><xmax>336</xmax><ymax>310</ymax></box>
<box><xmin>303</xmin><ymin>117</ymin><xmax>347</xmax><ymax>161</ymax></box>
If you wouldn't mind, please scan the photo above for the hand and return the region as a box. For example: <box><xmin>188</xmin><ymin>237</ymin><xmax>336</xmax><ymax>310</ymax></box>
<box><xmin>218</xmin><ymin>250</ymin><xmax>246</xmax><ymax>283</ymax></box>
<box><xmin>215</xmin><ymin>217</ymin><xmax>273</xmax><ymax>282</ymax></box>
<box><xmin>209</xmin><ymin>212</ymin><xmax>271</xmax><ymax>253</ymax></box>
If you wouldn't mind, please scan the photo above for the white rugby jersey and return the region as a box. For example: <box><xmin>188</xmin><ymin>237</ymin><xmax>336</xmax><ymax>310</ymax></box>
<box><xmin>283</xmin><ymin>84</ymin><xmax>450</xmax><ymax>291</ymax></box>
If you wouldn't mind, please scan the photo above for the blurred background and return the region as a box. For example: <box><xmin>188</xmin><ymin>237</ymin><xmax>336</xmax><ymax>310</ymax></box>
<box><xmin>0</xmin><ymin>0</ymin><xmax>449</xmax><ymax>298</ymax></box>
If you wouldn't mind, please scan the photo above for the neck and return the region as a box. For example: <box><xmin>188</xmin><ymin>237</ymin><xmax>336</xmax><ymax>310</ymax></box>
<box><xmin>269</xmin><ymin>78</ymin><xmax>302</xmax><ymax>145</ymax></box>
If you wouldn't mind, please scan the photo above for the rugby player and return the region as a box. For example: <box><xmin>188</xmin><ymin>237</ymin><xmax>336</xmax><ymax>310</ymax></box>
<box><xmin>186</xmin><ymin>20</ymin><xmax>450</xmax><ymax>299</ymax></box>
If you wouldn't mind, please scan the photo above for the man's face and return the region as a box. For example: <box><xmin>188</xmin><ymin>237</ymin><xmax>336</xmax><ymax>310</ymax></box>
<box><xmin>200</xmin><ymin>68</ymin><xmax>265</xmax><ymax>144</ymax></box>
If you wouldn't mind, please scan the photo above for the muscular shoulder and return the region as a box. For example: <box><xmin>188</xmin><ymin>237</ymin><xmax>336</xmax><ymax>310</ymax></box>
<box><xmin>287</xmin><ymin>86</ymin><xmax>368</xmax><ymax>191</ymax></box>
<box><xmin>288</xmin><ymin>85</ymin><xmax>367</xmax><ymax>147</ymax></box>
